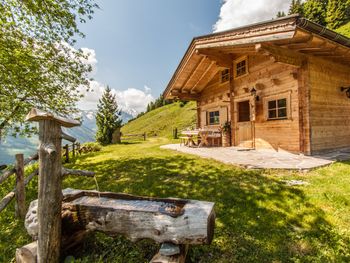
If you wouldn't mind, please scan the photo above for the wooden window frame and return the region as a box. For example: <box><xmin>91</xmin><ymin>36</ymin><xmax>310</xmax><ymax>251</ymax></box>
<box><xmin>220</xmin><ymin>69</ymin><xmax>230</xmax><ymax>83</ymax></box>
<box><xmin>208</xmin><ymin>110</ymin><xmax>220</xmax><ymax>125</ymax></box>
<box><xmin>233</xmin><ymin>56</ymin><xmax>248</xmax><ymax>79</ymax></box>
<box><xmin>263</xmin><ymin>92</ymin><xmax>292</xmax><ymax>121</ymax></box>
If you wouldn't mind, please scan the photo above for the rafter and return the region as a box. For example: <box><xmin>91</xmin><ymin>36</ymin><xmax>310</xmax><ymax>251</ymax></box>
<box><xmin>181</xmin><ymin>57</ymin><xmax>206</xmax><ymax>92</ymax></box>
<box><xmin>191</xmin><ymin>61</ymin><xmax>216</xmax><ymax>93</ymax></box>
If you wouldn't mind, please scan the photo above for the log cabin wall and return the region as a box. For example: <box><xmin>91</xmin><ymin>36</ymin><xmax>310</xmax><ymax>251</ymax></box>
<box><xmin>198</xmin><ymin>72</ymin><xmax>231</xmax><ymax>129</ymax></box>
<box><xmin>309</xmin><ymin>57</ymin><xmax>350</xmax><ymax>154</ymax></box>
<box><xmin>233</xmin><ymin>55</ymin><xmax>301</xmax><ymax>152</ymax></box>
<box><xmin>197</xmin><ymin>54</ymin><xmax>302</xmax><ymax>153</ymax></box>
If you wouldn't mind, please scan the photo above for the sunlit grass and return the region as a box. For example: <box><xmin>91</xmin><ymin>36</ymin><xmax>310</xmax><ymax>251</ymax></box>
<box><xmin>0</xmin><ymin>138</ymin><xmax>349</xmax><ymax>262</ymax></box>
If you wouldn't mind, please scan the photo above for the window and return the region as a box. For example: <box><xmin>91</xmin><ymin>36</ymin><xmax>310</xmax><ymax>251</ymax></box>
<box><xmin>238</xmin><ymin>101</ymin><xmax>250</xmax><ymax>122</ymax></box>
<box><xmin>221</xmin><ymin>69</ymin><xmax>230</xmax><ymax>83</ymax></box>
<box><xmin>208</xmin><ymin>111</ymin><xmax>220</xmax><ymax>125</ymax></box>
<box><xmin>267</xmin><ymin>98</ymin><xmax>287</xmax><ymax>120</ymax></box>
<box><xmin>234</xmin><ymin>56</ymin><xmax>248</xmax><ymax>78</ymax></box>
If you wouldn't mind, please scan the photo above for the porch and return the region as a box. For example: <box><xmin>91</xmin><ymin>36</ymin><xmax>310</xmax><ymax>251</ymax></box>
<box><xmin>160</xmin><ymin>144</ymin><xmax>349</xmax><ymax>170</ymax></box>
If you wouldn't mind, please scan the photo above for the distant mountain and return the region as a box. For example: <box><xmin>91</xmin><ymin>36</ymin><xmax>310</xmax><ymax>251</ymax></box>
<box><xmin>0</xmin><ymin>109</ymin><xmax>133</xmax><ymax>165</ymax></box>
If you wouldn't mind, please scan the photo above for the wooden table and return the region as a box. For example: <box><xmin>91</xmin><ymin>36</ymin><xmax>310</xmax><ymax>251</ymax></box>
<box><xmin>181</xmin><ymin>130</ymin><xmax>200</xmax><ymax>147</ymax></box>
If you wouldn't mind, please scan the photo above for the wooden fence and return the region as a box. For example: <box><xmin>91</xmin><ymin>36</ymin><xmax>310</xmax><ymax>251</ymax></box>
<box><xmin>121</xmin><ymin>132</ymin><xmax>146</xmax><ymax>141</ymax></box>
<box><xmin>0</xmin><ymin>131</ymin><xmax>85</xmax><ymax>219</ymax></box>
<box><xmin>0</xmin><ymin>153</ymin><xmax>39</xmax><ymax>219</ymax></box>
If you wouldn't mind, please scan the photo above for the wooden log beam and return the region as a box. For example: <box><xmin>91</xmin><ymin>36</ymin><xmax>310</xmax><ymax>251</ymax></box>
<box><xmin>61</xmin><ymin>168</ymin><xmax>95</xmax><ymax>177</ymax></box>
<box><xmin>61</xmin><ymin>131</ymin><xmax>76</xmax><ymax>143</ymax></box>
<box><xmin>255</xmin><ymin>43</ymin><xmax>306</xmax><ymax>68</ymax></box>
<box><xmin>191</xmin><ymin>61</ymin><xmax>216</xmax><ymax>93</ymax></box>
<box><xmin>16</xmin><ymin>241</ymin><xmax>37</xmax><ymax>263</ymax></box>
<box><xmin>170</xmin><ymin>90</ymin><xmax>200</xmax><ymax>101</ymax></box>
<box><xmin>196</xmin><ymin>49</ymin><xmax>232</xmax><ymax>68</ymax></box>
<box><xmin>180</xmin><ymin>57</ymin><xmax>206</xmax><ymax>92</ymax></box>
<box><xmin>25</xmin><ymin>189</ymin><xmax>216</xmax><ymax>246</ymax></box>
<box><xmin>0</xmin><ymin>153</ymin><xmax>38</xmax><ymax>184</ymax></box>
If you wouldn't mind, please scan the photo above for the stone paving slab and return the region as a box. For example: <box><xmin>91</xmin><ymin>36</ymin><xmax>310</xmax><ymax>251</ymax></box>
<box><xmin>160</xmin><ymin>144</ymin><xmax>337</xmax><ymax>170</ymax></box>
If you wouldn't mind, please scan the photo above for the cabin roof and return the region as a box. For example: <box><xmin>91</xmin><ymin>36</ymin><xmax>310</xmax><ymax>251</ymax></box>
<box><xmin>164</xmin><ymin>15</ymin><xmax>350</xmax><ymax>100</ymax></box>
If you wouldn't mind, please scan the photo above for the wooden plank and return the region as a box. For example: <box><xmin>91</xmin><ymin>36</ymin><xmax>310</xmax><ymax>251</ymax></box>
<box><xmin>26</xmin><ymin>108</ymin><xmax>80</xmax><ymax>128</ymax></box>
<box><xmin>15</xmin><ymin>154</ymin><xmax>26</xmax><ymax>219</ymax></box>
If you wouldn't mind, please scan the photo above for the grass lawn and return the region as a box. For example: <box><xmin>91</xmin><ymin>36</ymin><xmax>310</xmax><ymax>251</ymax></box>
<box><xmin>1</xmin><ymin>138</ymin><xmax>350</xmax><ymax>262</ymax></box>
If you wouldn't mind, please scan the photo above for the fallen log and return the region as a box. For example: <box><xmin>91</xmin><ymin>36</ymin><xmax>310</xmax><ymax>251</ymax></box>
<box><xmin>16</xmin><ymin>241</ymin><xmax>37</xmax><ymax>263</ymax></box>
<box><xmin>25</xmin><ymin>188</ymin><xmax>215</xmax><ymax>244</ymax></box>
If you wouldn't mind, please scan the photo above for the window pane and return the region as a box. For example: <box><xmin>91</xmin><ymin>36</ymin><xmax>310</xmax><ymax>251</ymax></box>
<box><xmin>236</xmin><ymin>60</ymin><xmax>247</xmax><ymax>77</ymax></box>
<box><xmin>278</xmin><ymin>108</ymin><xmax>287</xmax><ymax>118</ymax></box>
<box><xmin>209</xmin><ymin>111</ymin><xmax>220</xmax><ymax>124</ymax></box>
<box><xmin>278</xmin><ymin>99</ymin><xmax>286</xmax><ymax>108</ymax></box>
<box><xmin>268</xmin><ymin>100</ymin><xmax>276</xmax><ymax>109</ymax></box>
<box><xmin>268</xmin><ymin>110</ymin><xmax>277</xmax><ymax>119</ymax></box>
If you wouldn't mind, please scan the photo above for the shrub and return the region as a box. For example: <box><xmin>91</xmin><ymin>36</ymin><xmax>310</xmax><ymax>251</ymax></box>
<box><xmin>80</xmin><ymin>142</ymin><xmax>102</xmax><ymax>153</ymax></box>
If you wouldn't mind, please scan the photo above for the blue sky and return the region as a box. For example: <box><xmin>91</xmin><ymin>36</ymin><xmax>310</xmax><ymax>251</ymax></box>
<box><xmin>76</xmin><ymin>0</ymin><xmax>290</xmax><ymax>114</ymax></box>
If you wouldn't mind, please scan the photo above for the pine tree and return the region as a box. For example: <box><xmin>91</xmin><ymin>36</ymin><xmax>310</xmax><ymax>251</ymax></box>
<box><xmin>304</xmin><ymin>0</ymin><xmax>328</xmax><ymax>26</ymax></box>
<box><xmin>289</xmin><ymin>0</ymin><xmax>304</xmax><ymax>15</ymax></box>
<box><xmin>276</xmin><ymin>11</ymin><xmax>286</xmax><ymax>18</ymax></box>
<box><xmin>96</xmin><ymin>86</ymin><xmax>122</xmax><ymax>145</ymax></box>
<box><xmin>326</xmin><ymin>0</ymin><xmax>350</xmax><ymax>29</ymax></box>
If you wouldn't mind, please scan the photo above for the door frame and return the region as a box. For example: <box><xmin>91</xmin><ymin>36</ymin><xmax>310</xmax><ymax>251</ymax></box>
<box><xmin>233</xmin><ymin>95</ymin><xmax>256</xmax><ymax>148</ymax></box>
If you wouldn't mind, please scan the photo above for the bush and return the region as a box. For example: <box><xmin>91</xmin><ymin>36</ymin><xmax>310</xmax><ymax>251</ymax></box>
<box><xmin>80</xmin><ymin>142</ymin><xmax>102</xmax><ymax>153</ymax></box>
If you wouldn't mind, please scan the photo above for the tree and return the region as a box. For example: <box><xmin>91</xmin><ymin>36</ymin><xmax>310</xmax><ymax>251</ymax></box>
<box><xmin>96</xmin><ymin>86</ymin><xmax>122</xmax><ymax>145</ymax></box>
<box><xmin>289</xmin><ymin>0</ymin><xmax>304</xmax><ymax>15</ymax></box>
<box><xmin>326</xmin><ymin>0</ymin><xmax>350</xmax><ymax>29</ymax></box>
<box><xmin>303</xmin><ymin>0</ymin><xmax>328</xmax><ymax>26</ymax></box>
<box><xmin>0</xmin><ymin>0</ymin><xmax>98</xmax><ymax>138</ymax></box>
<box><xmin>276</xmin><ymin>11</ymin><xmax>286</xmax><ymax>18</ymax></box>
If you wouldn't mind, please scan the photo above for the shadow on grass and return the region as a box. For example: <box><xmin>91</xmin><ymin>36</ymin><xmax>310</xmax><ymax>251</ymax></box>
<box><xmin>63</xmin><ymin>154</ymin><xmax>349</xmax><ymax>263</ymax></box>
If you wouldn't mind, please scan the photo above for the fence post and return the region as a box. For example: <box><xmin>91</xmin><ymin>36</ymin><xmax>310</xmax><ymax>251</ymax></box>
<box><xmin>26</xmin><ymin>108</ymin><xmax>80</xmax><ymax>263</ymax></box>
<box><xmin>173</xmin><ymin>128</ymin><xmax>178</xmax><ymax>139</ymax></box>
<box><xmin>72</xmin><ymin>143</ymin><xmax>75</xmax><ymax>158</ymax></box>
<box><xmin>76</xmin><ymin>142</ymin><xmax>80</xmax><ymax>155</ymax></box>
<box><xmin>65</xmin><ymin>144</ymin><xmax>69</xmax><ymax>163</ymax></box>
<box><xmin>15</xmin><ymin>154</ymin><xmax>25</xmax><ymax>219</ymax></box>
<box><xmin>143</xmin><ymin>132</ymin><xmax>146</xmax><ymax>141</ymax></box>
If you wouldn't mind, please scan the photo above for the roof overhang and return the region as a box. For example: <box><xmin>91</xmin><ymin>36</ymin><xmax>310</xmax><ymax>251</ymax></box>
<box><xmin>164</xmin><ymin>15</ymin><xmax>350</xmax><ymax>100</ymax></box>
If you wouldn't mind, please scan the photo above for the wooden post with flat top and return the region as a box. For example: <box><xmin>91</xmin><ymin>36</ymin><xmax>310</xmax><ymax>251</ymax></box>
<box><xmin>25</xmin><ymin>108</ymin><xmax>80</xmax><ymax>263</ymax></box>
<box><xmin>15</xmin><ymin>153</ymin><xmax>25</xmax><ymax>219</ymax></box>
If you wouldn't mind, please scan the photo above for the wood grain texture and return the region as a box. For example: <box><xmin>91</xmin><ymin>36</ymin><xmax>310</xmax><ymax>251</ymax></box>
<box><xmin>15</xmin><ymin>154</ymin><xmax>26</xmax><ymax>219</ymax></box>
<box><xmin>37</xmin><ymin>120</ymin><xmax>62</xmax><ymax>263</ymax></box>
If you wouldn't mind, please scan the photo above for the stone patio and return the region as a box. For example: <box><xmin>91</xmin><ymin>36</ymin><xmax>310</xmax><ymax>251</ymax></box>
<box><xmin>160</xmin><ymin>144</ymin><xmax>350</xmax><ymax>170</ymax></box>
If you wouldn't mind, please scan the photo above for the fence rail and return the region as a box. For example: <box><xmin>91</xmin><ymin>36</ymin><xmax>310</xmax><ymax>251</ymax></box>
<box><xmin>121</xmin><ymin>132</ymin><xmax>146</xmax><ymax>141</ymax></box>
<box><xmin>0</xmin><ymin>132</ymin><xmax>81</xmax><ymax>218</ymax></box>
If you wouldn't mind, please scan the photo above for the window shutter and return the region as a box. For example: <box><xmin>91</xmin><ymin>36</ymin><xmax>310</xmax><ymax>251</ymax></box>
<box><xmin>219</xmin><ymin>106</ymin><xmax>228</xmax><ymax>125</ymax></box>
<box><xmin>201</xmin><ymin>111</ymin><xmax>207</xmax><ymax>128</ymax></box>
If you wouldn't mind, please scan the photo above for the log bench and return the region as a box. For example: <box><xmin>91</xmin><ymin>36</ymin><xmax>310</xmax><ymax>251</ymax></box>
<box><xmin>17</xmin><ymin>188</ymin><xmax>215</xmax><ymax>263</ymax></box>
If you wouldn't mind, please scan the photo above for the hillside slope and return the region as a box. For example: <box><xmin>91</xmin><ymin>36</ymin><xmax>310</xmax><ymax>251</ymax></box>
<box><xmin>121</xmin><ymin>101</ymin><xmax>197</xmax><ymax>138</ymax></box>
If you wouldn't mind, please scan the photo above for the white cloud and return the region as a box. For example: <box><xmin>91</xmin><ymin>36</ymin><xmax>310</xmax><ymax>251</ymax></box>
<box><xmin>213</xmin><ymin>0</ymin><xmax>290</xmax><ymax>33</ymax></box>
<box><xmin>114</xmin><ymin>88</ymin><xmax>154</xmax><ymax>115</ymax></box>
<box><xmin>76</xmin><ymin>47</ymin><xmax>154</xmax><ymax>115</ymax></box>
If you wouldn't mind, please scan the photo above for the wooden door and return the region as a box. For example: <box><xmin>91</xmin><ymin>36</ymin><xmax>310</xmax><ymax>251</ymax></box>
<box><xmin>236</xmin><ymin>100</ymin><xmax>253</xmax><ymax>148</ymax></box>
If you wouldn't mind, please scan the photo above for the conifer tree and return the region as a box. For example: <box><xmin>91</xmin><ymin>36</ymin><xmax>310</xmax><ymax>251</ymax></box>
<box><xmin>326</xmin><ymin>0</ymin><xmax>350</xmax><ymax>29</ymax></box>
<box><xmin>276</xmin><ymin>11</ymin><xmax>286</xmax><ymax>18</ymax></box>
<box><xmin>289</xmin><ymin>0</ymin><xmax>304</xmax><ymax>15</ymax></box>
<box><xmin>304</xmin><ymin>0</ymin><xmax>328</xmax><ymax>26</ymax></box>
<box><xmin>96</xmin><ymin>86</ymin><xmax>122</xmax><ymax>145</ymax></box>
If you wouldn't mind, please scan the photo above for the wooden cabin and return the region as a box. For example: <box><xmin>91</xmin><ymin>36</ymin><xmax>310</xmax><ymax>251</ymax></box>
<box><xmin>164</xmin><ymin>15</ymin><xmax>350</xmax><ymax>155</ymax></box>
